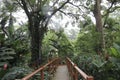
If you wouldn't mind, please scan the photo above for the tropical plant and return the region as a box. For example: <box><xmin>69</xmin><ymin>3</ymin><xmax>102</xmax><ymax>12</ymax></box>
<box><xmin>109</xmin><ymin>43</ymin><xmax>120</xmax><ymax>58</ymax></box>
<box><xmin>42</xmin><ymin>29</ymin><xmax>74</xmax><ymax>61</ymax></box>
<box><xmin>49</xmin><ymin>29</ymin><xmax>74</xmax><ymax>58</ymax></box>
<box><xmin>74</xmin><ymin>24</ymin><xmax>98</xmax><ymax>55</ymax></box>
<box><xmin>73</xmin><ymin>53</ymin><xmax>120</xmax><ymax>80</ymax></box>
<box><xmin>0</xmin><ymin>31</ymin><xmax>16</xmax><ymax>67</ymax></box>
<box><xmin>0</xmin><ymin>47</ymin><xmax>16</xmax><ymax>79</ymax></box>
<box><xmin>1</xmin><ymin>67</ymin><xmax>32</xmax><ymax>80</ymax></box>
<box><xmin>0</xmin><ymin>47</ymin><xmax>16</xmax><ymax>67</ymax></box>
<box><xmin>5</xmin><ymin>25</ymin><xmax>30</xmax><ymax>65</ymax></box>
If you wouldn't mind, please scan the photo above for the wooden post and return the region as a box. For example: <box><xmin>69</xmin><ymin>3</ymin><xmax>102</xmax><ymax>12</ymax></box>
<box><xmin>70</xmin><ymin>61</ymin><xmax>73</xmax><ymax>78</ymax></box>
<box><xmin>87</xmin><ymin>76</ymin><xmax>94</xmax><ymax>80</ymax></box>
<box><xmin>66</xmin><ymin>57</ymin><xmax>94</xmax><ymax>80</ymax></box>
<box><xmin>74</xmin><ymin>69</ymin><xmax>78</xmax><ymax>80</ymax></box>
<box><xmin>41</xmin><ymin>70</ymin><xmax>44</xmax><ymax>80</ymax></box>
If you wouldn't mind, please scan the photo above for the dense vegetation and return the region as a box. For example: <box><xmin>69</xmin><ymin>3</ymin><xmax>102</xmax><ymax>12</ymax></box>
<box><xmin>0</xmin><ymin>0</ymin><xmax>120</xmax><ymax>80</ymax></box>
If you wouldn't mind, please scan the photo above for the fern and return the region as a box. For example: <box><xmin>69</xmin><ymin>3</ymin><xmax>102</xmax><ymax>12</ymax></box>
<box><xmin>1</xmin><ymin>67</ymin><xmax>32</xmax><ymax>80</ymax></box>
<box><xmin>0</xmin><ymin>47</ymin><xmax>16</xmax><ymax>67</ymax></box>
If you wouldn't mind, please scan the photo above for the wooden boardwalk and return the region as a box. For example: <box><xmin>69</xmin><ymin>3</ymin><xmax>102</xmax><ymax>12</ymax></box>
<box><xmin>21</xmin><ymin>58</ymin><xmax>94</xmax><ymax>80</ymax></box>
<box><xmin>52</xmin><ymin>65</ymin><xmax>70</xmax><ymax>80</ymax></box>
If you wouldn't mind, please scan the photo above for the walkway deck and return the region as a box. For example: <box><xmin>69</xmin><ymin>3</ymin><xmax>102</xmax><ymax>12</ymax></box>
<box><xmin>52</xmin><ymin>65</ymin><xmax>70</xmax><ymax>80</ymax></box>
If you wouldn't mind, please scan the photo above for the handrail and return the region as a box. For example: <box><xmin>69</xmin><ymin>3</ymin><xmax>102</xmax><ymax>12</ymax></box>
<box><xmin>21</xmin><ymin>58</ymin><xmax>60</xmax><ymax>80</ymax></box>
<box><xmin>66</xmin><ymin>57</ymin><xmax>94</xmax><ymax>80</ymax></box>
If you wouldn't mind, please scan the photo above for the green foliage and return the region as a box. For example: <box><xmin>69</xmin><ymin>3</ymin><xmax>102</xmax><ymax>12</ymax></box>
<box><xmin>73</xmin><ymin>54</ymin><xmax>120</xmax><ymax>80</ymax></box>
<box><xmin>49</xmin><ymin>29</ymin><xmax>74</xmax><ymax>58</ymax></box>
<box><xmin>42</xmin><ymin>30</ymin><xmax>57</xmax><ymax>61</ymax></box>
<box><xmin>0</xmin><ymin>21</ymin><xmax>29</xmax><ymax>66</ymax></box>
<box><xmin>42</xmin><ymin>0</ymin><xmax>50</xmax><ymax>6</ymax></box>
<box><xmin>92</xmin><ymin>55</ymin><xmax>107</xmax><ymax>68</ymax></box>
<box><xmin>109</xmin><ymin>44</ymin><xmax>120</xmax><ymax>58</ymax></box>
<box><xmin>73</xmin><ymin>16</ymin><xmax>120</xmax><ymax>80</ymax></box>
<box><xmin>1</xmin><ymin>67</ymin><xmax>32</xmax><ymax>80</ymax></box>
<box><xmin>0</xmin><ymin>0</ymin><xmax>120</xmax><ymax>80</ymax></box>
<box><xmin>0</xmin><ymin>47</ymin><xmax>16</xmax><ymax>67</ymax></box>
<box><xmin>5</xmin><ymin>25</ymin><xmax>30</xmax><ymax>65</ymax></box>
<box><xmin>42</xmin><ymin>29</ymin><xmax>74</xmax><ymax>60</ymax></box>
<box><xmin>2</xmin><ymin>0</ymin><xmax>17</xmax><ymax>12</ymax></box>
<box><xmin>0</xmin><ymin>32</ymin><xmax>5</xmax><ymax>43</ymax></box>
<box><xmin>104</xmin><ymin>17</ymin><xmax>120</xmax><ymax>49</ymax></box>
<box><xmin>0</xmin><ymin>46</ymin><xmax>16</xmax><ymax>79</ymax></box>
<box><xmin>74</xmin><ymin>27</ymin><xmax>98</xmax><ymax>55</ymax></box>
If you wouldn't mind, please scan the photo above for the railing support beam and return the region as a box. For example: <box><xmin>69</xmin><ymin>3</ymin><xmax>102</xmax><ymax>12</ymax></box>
<box><xmin>41</xmin><ymin>70</ymin><xmax>44</xmax><ymax>80</ymax></box>
<box><xmin>21</xmin><ymin>58</ymin><xmax>60</xmax><ymax>80</ymax></box>
<box><xmin>66</xmin><ymin>57</ymin><xmax>94</xmax><ymax>80</ymax></box>
<box><xmin>74</xmin><ymin>70</ymin><xmax>78</xmax><ymax>80</ymax></box>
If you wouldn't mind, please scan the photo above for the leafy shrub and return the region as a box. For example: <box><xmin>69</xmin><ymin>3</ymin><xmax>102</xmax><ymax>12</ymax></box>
<box><xmin>73</xmin><ymin>54</ymin><xmax>120</xmax><ymax>80</ymax></box>
<box><xmin>1</xmin><ymin>67</ymin><xmax>32</xmax><ymax>80</ymax></box>
<box><xmin>0</xmin><ymin>47</ymin><xmax>16</xmax><ymax>67</ymax></box>
<box><xmin>108</xmin><ymin>43</ymin><xmax>120</xmax><ymax>58</ymax></box>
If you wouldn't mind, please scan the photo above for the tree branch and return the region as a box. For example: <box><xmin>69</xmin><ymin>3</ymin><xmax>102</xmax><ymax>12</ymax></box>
<box><xmin>36</xmin><ymin>0</ymin><xmax>41</xmax><ymax>8</ymax></box>
<box><xmin>44</xmin><ymin>0</ymin><xmax>70</xmax><ymax>29</ymax></box>
<box><xmin>68</xmin><ymin>2</ymin><xmax>83</xmax><ymax>12</ymax></box>
<box><xmin>0</xmin><ymin>16</ymin><xmax>9</xmax><ymax>37</ymax></box>
<box><xmin>27</xmin><ymin>0</ymin><xmax>34</xmax><ymax>12</ymax></box>
<box><xmin>103</xmin><ymin>1</ymin><xmax>114</xmax><ymax>27</ymax></box>
<box><xmin>103</xmin><ymin>1</ymin><xmax>120</xmax><ymax>27</ymax></box>
<box><xmin>109</xmin><ymin>6</ymin><xmax>120</xmax><ymax>13</ymax></box>
<box><xmin>68</xmin><ymin>2</ymin><xmax>91</xmax><ymax>15</ymax></box>
<box><xmin>16</xmin><ymin>0</ymin><xmax>24</xmax><ymax>8</ymax></box>
<box><xmin>103</xmin><ymin>1</ymin><xmax>115</xmax><ymax>17</ymax></box>
<box><xmin>50</xmin><ymin>0</ymin><xmax>69</xmax><ymax>18</ymax></box>
<box><xmin>19</xmin><ymin>0</ymin><xmax>30</xmax><ymax>18</ymax></box>
<box><xmin>52</xmin><ymin>0</ymin><xmax>60</xmax><ymax>7</ymax></box>
<box><xmin>59</xmin><ymin>10</ymin><xmax>67</xmax><ymax>15</ymax></box>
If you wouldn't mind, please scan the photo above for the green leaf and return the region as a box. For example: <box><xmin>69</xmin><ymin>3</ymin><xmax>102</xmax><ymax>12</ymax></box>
<box><xmin>0</xmin><ymin>52</ymin><xmax>15</xmax><ymax>56</ymax></box>
<box><xmin>113</xmin><ymin>43</ymin><xmax>120</xmax><ymax>54</ymax></box>
<box><xmin>92</xmin><ymin>60</ymin><xmax>107</xmax><ymax>68</ymax></box>
<box><xmin>110</xmin><ymin>47</ymin><xmax>118</xmax><ymax>57</ymax></box>
<box><xmin>0</xmin><ymin>62</ymin><xmax>8</xmax><ymax>67</ymax></box>
<box><xmin>92</xmin><ymin>55</ymin><xmax>107</xmax><ymax>68</ymax></box>
<box><xmin>0</xmin><ymin>56</ymin><xmax>14</xmax><ymax>60</ymax></box>
<box><xmin>109</xmin><ymin>43</ymin><xmax>120</xmax><ymax>57</ymax></box>
<box><xmin>0</xmin><ymin>47</ymin><xmax>16</xmax><ymax>66</ymax></box>
<box><xmin>0</xmin><ymin>33</ymin><xmax>5</xmax><ymax>41</ymax></box>
<box><xmin>2</xmin><ymin>67</ymin><xmax>32</xmax><ymax>80</ymax></box>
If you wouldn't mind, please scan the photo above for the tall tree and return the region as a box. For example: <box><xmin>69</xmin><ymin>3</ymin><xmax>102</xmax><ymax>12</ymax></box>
<box><xmin>14</xmin><ymin>0</ymin><xmax>70</xmax><ymax>67</ymax></box>
<box><xmin>93</xmin><ymin>0</ymin><xmax>105</xmax><ymax>54</ymax></box>
<box><xmin>93</xmin><ymin>0</ymin><xmax>120</xmax><ymax>54</ymax></box>
<box><xmin>69</xmin><ymin>0</ymin><xmax>120</xmax><ymax>55</ymax></box>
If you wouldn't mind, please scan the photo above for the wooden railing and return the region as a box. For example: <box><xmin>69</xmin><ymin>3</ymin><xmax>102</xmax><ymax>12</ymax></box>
<box><xmin>66</xmin><ymin>57</ymin><xmax>94</xmax><ymax>80</ymax></box>
<box><xmin>21</xmin><ymin>58</ymin><xmax>60</xmax><ymax>80</ymax></box>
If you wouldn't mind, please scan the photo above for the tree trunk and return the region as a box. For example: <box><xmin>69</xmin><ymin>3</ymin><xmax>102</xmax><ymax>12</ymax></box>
<box><xmin>93</xmin><ymin>0</ymin><xmax>105</xmax><ymax>54</ymax></box>
<box><xmin>28</xmin><ymin>13</ymin><xmax>47</xmax><ymax>68</ymax></box>
<box><xmin>28</xmin><ymin>15</ymin><xmax>43</xmax><ymax>68</ymax></box>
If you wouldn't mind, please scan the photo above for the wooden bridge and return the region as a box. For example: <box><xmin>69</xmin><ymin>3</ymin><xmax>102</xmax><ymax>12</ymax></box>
<box><xmin>21</xmin><ymin>57</ymin><xmax>94</xmax><ymax>80</ymax></box>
